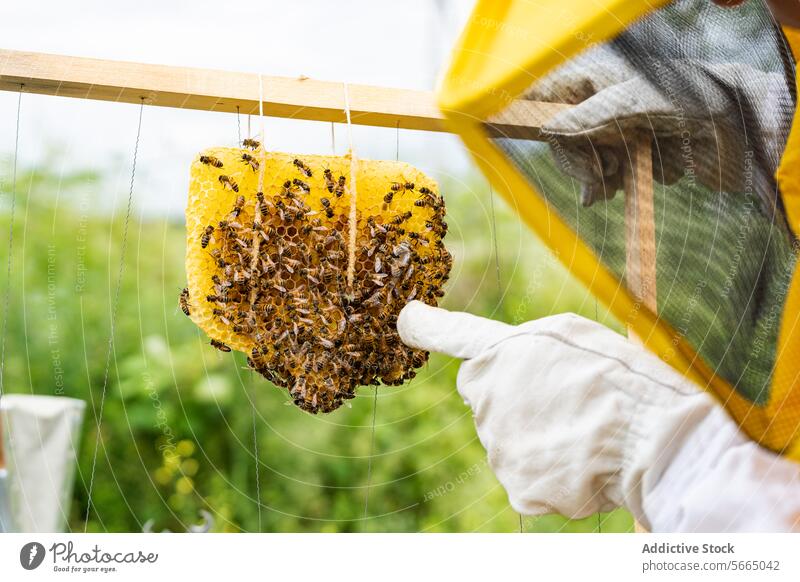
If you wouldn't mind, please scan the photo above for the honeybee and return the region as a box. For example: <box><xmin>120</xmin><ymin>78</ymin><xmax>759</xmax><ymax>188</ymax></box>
<box><xmin>218</xmin><ymin>175</ymin><xmax>239</xmax><ymax>192</ymax></box>
<box><xmin>323</xmin><ymin>168</ymin><xmax>335</xmax><ymax>193</ymax></box>
<box><xmin>233</xmin><ymin>269</ymin><xmax>250</xmax><ymax>285</ymax></box>
<box><xmin>206</xmin><ymin>294</ymin><xmax>233</xmax><ymax>303</ymax></box>
<box><xmin>367</xmin><ymin>217</ymin><xmax>387</xmax><ymax>238</ymax></box>
<box><xmin>256</xmin><ymin>192</ymin><xmax>269</xmax><ymax>218</ymax></box>
<box><xmin>259</xmin><ymin>302</ymin><xmax>276</xmax><ymax>318</ymax></box>
<box><xmin>256</xmin><ymin>224</ymin><xmax>275</xmax><ymax>243</ymax></box>
<box><xmin>210</xmin><ymin>339</ymin><xmax>231</xmax><ymax>352</ymax></box>
<box><xmin>292</xmin><ymin>178</ymin><xmax>310</xmax><ymax>194</ymax></box>
<box><xmin>391</xmin><ymin>181</ymin><xmax>414</xmax><ymax>193</ymax></box>
<box><xmin>199</xmin><ymin>155</ymin><xmax>223</xmax><ymax>168</ymax></box>
<box><xmin>212</xmin><ymin>274</ymin><xmax>233</xmax><ymax>290</ymax></box>
<box><xmin>210</xmin><ymin>249</ymin><xmax>227</xmax><ymax>268</ymax></box>
<box><xmin>334</xmin><ymin>176</ymin><xmax>345</xmax><ymax>197</ymax></box>
<box><xmin>212</xmin><ymin>308</ymin><xmax>231</xmax><ymax>325</ymax></box>
<box><xmin>241</xmin><ymin>153</ymin><xmax>259</xmax><ymax>171</ymax></box>
<box><xmin>231</xmin><ymin>195</ymin><xmax>245</xmax><ymax>218</ymax></box>
<box><xmin>179</xmin><ymin>288</ymin><xmax>191</xmax><ymax>316</ymax></box>
<box><xmin>393</xmin><ymin>241</ymin><xmax>412</xmax><ymax>260</ymax></box>
<box><xmin>391</xmin><ymin>211</ymin><xmax>412</xmax><ymax>225</ymax></box>
<box><xmin>233</xmin><ymin>323</ymin><xmax>254</xmax><ymax>334</ymax></box>
<box><xmin>293</xmin><ymin>158</ymin><xmax>313</xmax><ymax>177</ymax></box>
<box><xmin>320</xmin><ymin>197</ymin><xmax>335</xmax><ymax>218</ymax></box>
<box><xmin>418</xmin><ymin>186</ymin><xmax>442</xmax><ymax>208</ymax></box>
<box><xmin>320</xmin><ymin>267</ymin><xmax>335</xmax><ymax>284</ymax></box>
<box><xmin>363</xmin><ymin>288</ymin><xmax>385</xmax><ymax>307</ymax></box>
<box><xmin>284</xmin><ymin>257</ymin><xmax>301</xmax><ymax>270</ymax></box>
<box><xmin>218</xmin><ymin>219</ymin><xmax>241</xmax><ymax>232</ymax></box>
<box><xmin>200</xmin><ymin>225</ymin><xmax>214</xmax><ymax>248</ymax></box>
<box><xmin>243</xmin><ymin>138</ymin><xmax>260</xmax><ymax>149</ymax></box>
<box><xmin>376</xmin><ymin>303</ymin><xmax>394</xmax><ymax>321</ymax></box>
<box><xmin>414</xmin><ymin>199</ymin><xmax>426</xmax><ymax>208</ymax></box>
<box><xmin>383</xmin><ymin>191</ymin><xmax>394</xmax><ymax>204</ymax></box>
<box><xmin>367</xmin><ymin>241</ymin><xmax>387</xmax><ymax>258</ymax></box>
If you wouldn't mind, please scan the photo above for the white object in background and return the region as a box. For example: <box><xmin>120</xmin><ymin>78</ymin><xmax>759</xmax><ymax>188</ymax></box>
<box><xmin>0</xmin><ymin>395</ymin><xmax>85</xmax><ymax>532</ymax></box>
<box><xmin>0</xmin><ymin>431</ymin><xmax>13</xmax><ymax>531</ymax></box>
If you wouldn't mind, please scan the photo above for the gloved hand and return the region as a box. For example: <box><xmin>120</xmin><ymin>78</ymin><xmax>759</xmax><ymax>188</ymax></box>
<box><xmin>528</xmin><ymin>51</ymin><xmax>791</xmax><ymax>209</ymax></box>
<box><xmin>398</xmin><ymin>301</ymin><xmax>800</xmax><ymax>532</ymax></box>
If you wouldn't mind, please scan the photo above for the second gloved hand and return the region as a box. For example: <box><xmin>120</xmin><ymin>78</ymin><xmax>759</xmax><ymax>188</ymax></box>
<box><xmin>527</xmin><ymin>50</ymin><xmax>791</xmax><ymax>210</ymax></box>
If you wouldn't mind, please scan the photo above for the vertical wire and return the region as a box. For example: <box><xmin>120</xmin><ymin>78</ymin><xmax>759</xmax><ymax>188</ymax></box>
<box><xmin>488</xmin><ymin>185</ymin><xmax>502</xmax><ymax>298</ymax></box>
<box><xmin>330</xmin><ymin>122</ymin><xmax>336</xmax><ymax>154</ymax></box>
<box><xmin>258</xmin><ymin>74</ymin><xmax>265</xmax><ymax>145</ymax></box>
<box><xmin>593</xmin><ymin>206</ymin><xmax>601</xmax><ymax>535</ymax></box>
<box><xmin>0</xmin><ymin>86</ymin><xmax>23</xmax><ymax>405</ymax></box>
<box><xmin>593</xmin><ymin>204</ymin><xmax>599</xmax><ymax>325</ymax></box>
<box><xmin>249</xmin><ymin>368</ymin><xmax>262</xmax><ymax>531</ymax></box>
<box><xmin>362</xmin><ymin>385</ymin><xmax>378</xmax><ymax>527</ymax></box>
<box><xmin>488</xmin><ymin>183</ymin><xmax>519</xmax><ymax>532</ymax></box>
<box><xmin>84</xmin><ymin>98</ymin><xmax>144</xmax><ymax>531</ymax></box>
<box><xmin>236</xmin><ymin>106</ymin><xmax>242</xmax><ymax>145</ymax></box>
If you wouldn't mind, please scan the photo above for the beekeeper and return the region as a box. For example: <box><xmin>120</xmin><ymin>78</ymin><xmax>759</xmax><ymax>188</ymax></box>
<box><xmin>398</xmin><ymin>0</ymin><xmax>800</xmax><ymax>532</ymax></box>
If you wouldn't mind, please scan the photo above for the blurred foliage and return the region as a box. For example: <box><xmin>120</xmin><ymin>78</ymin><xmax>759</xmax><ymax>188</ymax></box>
<box><xmin>0</xmin><ymin>158</ymin><xmax>631</xmax><ymax>533</ymax></box>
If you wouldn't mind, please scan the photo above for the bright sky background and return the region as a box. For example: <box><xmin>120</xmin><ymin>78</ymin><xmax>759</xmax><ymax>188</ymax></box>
<box><xmin>0</xmin><ymin>0</ymin><xmax>478</xmax><ymax>217</ymax></box>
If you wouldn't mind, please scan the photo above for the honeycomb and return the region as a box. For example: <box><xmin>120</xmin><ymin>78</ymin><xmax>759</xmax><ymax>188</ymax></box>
<box><xmin>182</xmin><ymin>146</ymin><xmax>451</xmax><ymax>413</ymax></box>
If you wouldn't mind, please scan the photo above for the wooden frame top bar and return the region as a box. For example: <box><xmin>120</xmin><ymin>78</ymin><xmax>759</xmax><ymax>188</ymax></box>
<box><xmin>0</xmin><ymin>49</ymin><xmax>567</xmax><ymax>139</ymax></box>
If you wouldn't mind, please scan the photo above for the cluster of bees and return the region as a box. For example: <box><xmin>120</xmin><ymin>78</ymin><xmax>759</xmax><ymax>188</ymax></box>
<box><xmin>181</xmin><ymin>145</ymin><xmax>451</xmax><ymax>413</ymax></box>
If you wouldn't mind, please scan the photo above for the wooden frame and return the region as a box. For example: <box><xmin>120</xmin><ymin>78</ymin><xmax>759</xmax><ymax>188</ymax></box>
<box><xmin>0</xmin><ymin>49</ymin><xmax>568</xmax><ymax>139</ymax></box>
<box><xmin>624</xmin><ymin>137</ymin><xmax>658</xmax><ymax>328</ymax></box>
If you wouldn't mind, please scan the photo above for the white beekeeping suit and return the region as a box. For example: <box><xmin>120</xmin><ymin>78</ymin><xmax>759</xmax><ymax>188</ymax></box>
<box><xmin>398</xmin><ymin>301</ymin><xmax>800</xmax><ymax>532</ymax></box>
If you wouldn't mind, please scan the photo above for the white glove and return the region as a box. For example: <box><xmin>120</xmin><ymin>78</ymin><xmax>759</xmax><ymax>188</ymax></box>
<box><xmin>528</xmin><ymin>51</ymin><xmax>791</xmax><ymax>210</ymax></box>
<box><xmin>398</xmin><ymin>301</ymin><xmax>800</xmax><ymax>532</ymax></box>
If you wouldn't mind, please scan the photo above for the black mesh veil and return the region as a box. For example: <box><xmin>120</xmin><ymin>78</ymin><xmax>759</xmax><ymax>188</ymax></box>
<box><xmin>494</xmin><ymin>0</ymin><xmax>797</xmax><ymax>405</ymax></box>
